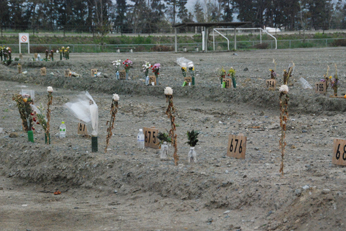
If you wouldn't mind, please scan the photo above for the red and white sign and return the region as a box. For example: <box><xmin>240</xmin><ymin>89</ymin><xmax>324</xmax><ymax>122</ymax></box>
<box><xmin>19</xmin><ymin>33</ymin><xmax>29</xmax><ymax>44</ymax></box>
<box><xmin>19</xmin><ymin>33</ymin><xmax>30</xmax><ymax>54</ymax></box>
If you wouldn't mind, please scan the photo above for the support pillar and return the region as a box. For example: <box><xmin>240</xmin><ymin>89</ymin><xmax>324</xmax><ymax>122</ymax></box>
<box><xmin>175</xmin><ymin>28</ymin><xmax>177</xmax><ymax>52</ymax></box>
<box><xmin>234</xmin><ymin>27</ymin><xmax>237</xmax><ymax>50</ymax></box>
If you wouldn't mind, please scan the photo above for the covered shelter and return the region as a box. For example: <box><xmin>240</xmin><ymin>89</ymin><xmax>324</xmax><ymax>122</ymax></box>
<box><xmin>172</xmin><ymin>22</ymin><xmax>251</xmax><ymax>52</ymax></box>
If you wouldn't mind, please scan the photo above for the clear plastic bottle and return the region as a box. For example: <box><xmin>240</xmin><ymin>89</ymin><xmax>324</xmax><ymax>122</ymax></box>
<box><xmin>59</xmin><ymin>121</ymin><xmax>66</xmax><ymax>138</ymax></box>
<box><xmin>188</xmin><ymin>147</ymin><xmax>197</xmax><ymax>163</ymax></box>
<box><xmin>137</xmin><ymin>129</ymin><xmax>144</xmax><ymax>149</ymax></box>
<box><xmin>160</xmin><ymin>141</ymin><xmax>168</xmax><ymax>159</ymax></box>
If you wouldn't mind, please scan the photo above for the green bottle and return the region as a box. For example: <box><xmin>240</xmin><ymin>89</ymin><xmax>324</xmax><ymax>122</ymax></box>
<box><xmin>28</xmin><ymin>130</ymin><xmax>34</xmax><ymax>143</ymax></box>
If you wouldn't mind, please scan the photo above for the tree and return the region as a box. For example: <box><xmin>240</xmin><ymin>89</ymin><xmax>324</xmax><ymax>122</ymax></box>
<box><xmin>194</xmin><ymin>0</ymin><xmax>205</xmax><ymax>22</ymax></box>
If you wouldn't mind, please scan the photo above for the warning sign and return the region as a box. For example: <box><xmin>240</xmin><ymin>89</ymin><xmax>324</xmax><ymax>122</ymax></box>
<box><xmin>19</xmin><ymin>33</ymin><xmax>30</xmax><ymax>54</ymax></box>
<box><xmin>19</xmin><ymin>33</ymin><xmax>29</xmax><ymax>44</ymax></box>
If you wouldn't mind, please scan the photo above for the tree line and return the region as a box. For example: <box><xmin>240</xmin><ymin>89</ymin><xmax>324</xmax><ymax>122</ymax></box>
<box><xmin>0</xmin><ymin>0</ymin><xmax>346</xmax><ymax>35</ymax></box>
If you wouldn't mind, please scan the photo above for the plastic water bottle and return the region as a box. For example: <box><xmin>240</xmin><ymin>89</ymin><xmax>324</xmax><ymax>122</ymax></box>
<box><xmin>137</xmin><ymin>129</ymin><xmax>144</xmax><ymax>149</ymax></box>
<box><xmin>59</xmin><ymin>121</ymin><xmax>66</xmax><ymax>138</ymax></box>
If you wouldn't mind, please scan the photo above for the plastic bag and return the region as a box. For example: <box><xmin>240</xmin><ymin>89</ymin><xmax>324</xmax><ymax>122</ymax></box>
<box><xmin>176</xmin><ymin>57</ymin><xmax>193</xmax><ymax>68</ymax></box>
<box><xmin>65</xmin><ymin>91</ymin><xmax>98</xmax><ymax>136</ymax></box>
<box><xmin>300</xmin><ymin>77</ymin><xmax>312</xmax><ymax>89</ymax></box>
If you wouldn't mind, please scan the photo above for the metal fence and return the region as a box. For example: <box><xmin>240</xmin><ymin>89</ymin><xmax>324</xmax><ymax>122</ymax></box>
<box><xmin>1</xmin><ymin>38</ymin><xmax>343</xmax><ymax>53</ymax></box>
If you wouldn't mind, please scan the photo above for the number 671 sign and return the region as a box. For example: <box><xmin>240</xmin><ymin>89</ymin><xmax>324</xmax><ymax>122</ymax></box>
<box><xmin>333</xmin><ymin>139</ymin><xmax>346</xmax><ymax>166</ymax></box>
<box><xmin>227</xmin><ymin>134</ymin><xmax>247</xmax><ymax>159</ymax></box>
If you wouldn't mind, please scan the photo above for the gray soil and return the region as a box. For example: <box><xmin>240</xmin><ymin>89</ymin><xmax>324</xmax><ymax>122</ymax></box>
<box><xmin>0</xmin><ymin>48</ymin><xmax>346</xmax><ymax>231</ymax></box>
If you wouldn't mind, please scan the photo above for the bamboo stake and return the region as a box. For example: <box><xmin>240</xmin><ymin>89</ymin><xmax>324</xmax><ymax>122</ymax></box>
<box><xmin>165</xmin><ymin>87</ymin><xmax>178</xmax><ymax>165</ymax></box>
<box><xmin>105</xmin><ymin>95</ymin><xmax>119</xmax><ymax>153</ymax></box>
<box><xmin>46</xmin><ymin>87</ymin><xmax>53</xmax><ymax>144</ymax></box>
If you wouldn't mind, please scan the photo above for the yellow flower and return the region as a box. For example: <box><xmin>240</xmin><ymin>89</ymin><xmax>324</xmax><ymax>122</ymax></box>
<box><xmin>329</xmin><ymin>76</ymin><xmax>332</xmax><ymax>79</ymax></box>
<box><xmin>181</xmin><ymin>67</ymin><xmax>186</xmax><ymax>71</ymax></box>
<box><xmin>192</xmin><ymin>67</ymin><xmax>194</xmax><ymax>71</ymax></box>
<box><xmin>269</xmin><ymin>69</ymin><xmax>272</xmax><ymax>72</ymax></box>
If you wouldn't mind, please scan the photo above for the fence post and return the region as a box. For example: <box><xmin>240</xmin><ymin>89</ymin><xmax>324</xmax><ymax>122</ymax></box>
<box><xmin>326</xmin><ymin>39</ymin><xmax>328</xmax><ymax>47</ymax></box>
<box><xmin>289</xmin><ymin>40</ymin><xmax>291</xmax><ymax>49</ymax></box>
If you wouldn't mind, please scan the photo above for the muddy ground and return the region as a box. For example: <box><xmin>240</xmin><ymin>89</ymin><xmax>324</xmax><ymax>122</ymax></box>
<box><xmin>0</xmin><ymin>48</ymin><xmax>346</xmax><ymax>231</ymax></box>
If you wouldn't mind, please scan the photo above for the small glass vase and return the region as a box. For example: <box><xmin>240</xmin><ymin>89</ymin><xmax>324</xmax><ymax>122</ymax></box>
<box><xmin>188</xmin><ymin>147</ymin><xmax>197</xmax><ymax>163</ymax></box>
<box><xmin>160</xmin><ymin>142</ymin><xmax>168</xmax><ymax>160</ymax></box>
<box><xmin>116</xmin><ymin>71</ymin><xmax>120</xmax><ymax>80</ymax></box>
<box><xmin>145</xmin><ymin>76</ymin><xmax>149</xmax><ymax>85</ymax></box>
<box><xmin>126</xmin><ymin>72</ymin><xmax>129</xmax><ymax>80</ymax></box>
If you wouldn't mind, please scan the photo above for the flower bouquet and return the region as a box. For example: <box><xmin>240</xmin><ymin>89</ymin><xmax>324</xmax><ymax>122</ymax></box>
<box><xmin>269</xmin><ymin>69</ymin><xmax>276</xmax><ymax>79</ymax></box>
<box><xmin>0</xmin><ymin>46</ymin><xmax>4</xmax><ymax>62</ymax></box>
<box><xmin>219</xmin><ymin>67</ymin><xmax>226</xmax><ymax>85</ymax></box>
<box><xmin>45</xmin><ymin>49</ymin><xmax>49</xmax><ymax>61</ymax></box>
<box><xmin>3</xmin><ymin>47</ymin><xmax>12</xmax><ymax>65</ymax></box>
<box><xmin>331</xmin><ymin>64</ymin><xmax>339</xmax><ymax>96</ymax></box>
<box><xmin>188</xmin><ymin>61</ymin><xmax>195</xmax><ymax>85</ymax></box>
<box><xmin>142</xmin><ymin>61</ymin><xmax>151</xmax><ymax>85</ymax></box>
<box><xmin>186</xmin><ymin>130</ymin><xmax>199</xmax><ymax>163</ymax></box>
<box><xmin>228</xmin><ymin>67</ymin><xmax>236</xmax><ymax>88</ymax></box>
<box><xmin>59</xmin><ymin>46</ymin><xmax>64</xmax><ymax>60</ymax></box>
<box><xmin>321</xmin><ymin>66</ymin><xmax>331</xmax><ymax>90</ymax></box>
<box><xmin>64</xmin><ymin>46</ymin><xmax>70</xmax><ymax>60</ymax></box>
<box><xmin>13</xmin><ymin>90</ymin><xmax>35</xmax><ymax>142</ymax></box>
<box><xmin>123</xmin><ymin>59</ymin><xmax>133</xmax><ymax>80</ymax></box>
<box><xmin>152</xmin><ymin>63</ymin><xmax>160</xmax><ymax>85</ymax></box>
<box><xmin>112</xmin><ymin>59</ymin><xmax>122</xmax><ymax>80</ymax></box>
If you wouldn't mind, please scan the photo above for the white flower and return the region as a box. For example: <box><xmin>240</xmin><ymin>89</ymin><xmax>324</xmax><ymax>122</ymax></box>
<box><xmin>279</xmin><ymin>85</ymin><xmax>289</xmax><ymax>93</ymax></box>
<box><xmin>188</xmin><ymin>61</ymin><xmax>194</xmax><ymax>68</ymax></box>
<box><xmin>164</xmin><ymin>87</ymin><xmax>173</xmax><ymax>95</ymax></box>
<box><xmin>113</xmin><ymin>93</ymin><xmax>119</xmax><ymax>101</ymax></box>
<box><xmin>181</xmin><ymin>62</ymin><xmax>187</xmax><ymax>68</ymax></box>
<box><xmin>56</xmin><ymin>50</ymin><xmax>59</xmax><ymax>53</ymax></box>
<box><xmin>47</xmin><ymin>86</ymin><xmax>53</xmax><ymax>92</ymax></box>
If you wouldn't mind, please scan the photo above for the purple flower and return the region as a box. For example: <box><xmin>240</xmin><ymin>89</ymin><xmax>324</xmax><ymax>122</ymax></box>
<box><xmin>320</xmin><ymin>79</ymin><xmax>326</xmax><ymax>82</ymax></box>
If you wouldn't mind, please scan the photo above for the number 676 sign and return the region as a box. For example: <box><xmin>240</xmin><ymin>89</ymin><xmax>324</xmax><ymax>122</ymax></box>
<box><xmin>333</xmin><ymin>139</ymin><xmax>346</xmax><ymax>166</ymax></box>
<box><xmin>227</xmin><ymin>134</ymin><xmax>247</xmax><ymax>159</ymax></box>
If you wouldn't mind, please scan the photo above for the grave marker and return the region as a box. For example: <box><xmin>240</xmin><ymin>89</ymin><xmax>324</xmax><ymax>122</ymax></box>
<box><xmin>266</xmin><ymin>79</ymin><xmax>276</xmax><ymax>90</ymax></box>
<box><xmin>77</xmin><ymin>123</ymin><xmax>88</xmax><ymax>135</ymax></box>
<box><xmin>143</xmin><ymin>127</ymin><xmax>159</xmax><ymax>149</ymax></box>
<box><xmin>227</xmin><ymin>134</ymin><xmax>247</xmax><ymax>159</ymax></box>
<box><xmin>315</xmin><ymin>82</ymin><xmax>326</xmax><ymax>94</ymax></box>
<box><xmin>332</xmin><ymin>139</ymin><xmax>346</xmax><ymax>166</ymax></box>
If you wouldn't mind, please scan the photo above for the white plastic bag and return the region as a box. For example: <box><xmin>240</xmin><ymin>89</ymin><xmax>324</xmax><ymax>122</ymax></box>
<box><xmin>300</xmin><ymin>77</ymin><xmax>312</xmax><ymax>89</ymax></box>
<box><xmin>65</xmin><ymin>91</ymin><xmax>98</xmax><ymax>136</ymax></box>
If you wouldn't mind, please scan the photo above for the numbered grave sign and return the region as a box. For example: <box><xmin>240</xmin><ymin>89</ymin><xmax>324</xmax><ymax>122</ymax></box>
<box><xmin>266</xmin><ymin>79</ymin><xmax>276</xmax><ymax>89</ymax></box>
<box><xmin>149</xmin><ymin>76</ymin><xmax>157</xmax><ymax>85</ymax></box>
<box><xmin>184</xmin><ymin>77</ymin><xmax>192</xmax><ymax>84</ymax></box>
<box><xmin>91</xmin><ymin>69</ymin><xmax>97</xmax><ymax>77</ymax></box>
<box><xmin>119</xmin><ymin>70</ymin><xmax>126</xmax><ymax>80</ymax></box>
<box><xmin>18</xmin><ymin>64</ymin><xmax>22</xmax><ymax>74</ymax></box>
<box><xmin>77</xmin><ymin>123</ymin><xmax>88</xmax><ymax>135</ymax></box>
<box><xmin>143</xmin><ymin>127</ymin><xmax>159</xmax><ymax>149</ymax></box>
<box><xmin>19</xmin><ymin>53</ymin><xmax>23</xmax><ymax>60</ymax></box>
<box><xmin>315</xmin><ymin>82</ymin><xmax>326</xmax><ymax>94</ymax></box>
<box><xmin>40</xmin><ymin>67</ymin><xmax>46</xmax><ymax>76</ymax></box>
<box><xmin>227</xmin><ymin>134</ymin><xmax>247</xmax><ymax>159</ymax></box>
<box><xmin>332</xmin><ymin>139</ymin><xmax>346</xmax><ymax>166</ymax></box>
<box><xmin>223</xmin><ymin>78</ymin><xmax>232</xmax><ymax>89</ymax></box>
<box><xmin>64</xmin><ymin>69</ymin><xmax>70</xmax><ymax>77</ymax></box>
